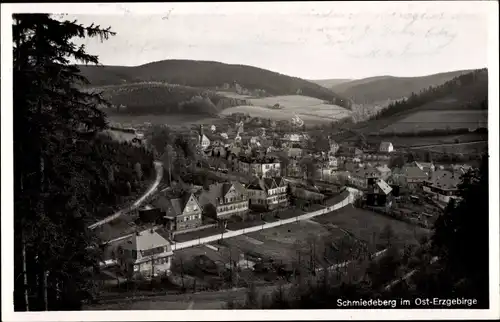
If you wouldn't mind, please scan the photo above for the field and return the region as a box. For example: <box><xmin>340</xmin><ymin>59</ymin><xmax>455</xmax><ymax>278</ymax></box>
<box><xmin>215</xmin><ymin>91</ymin><xmax>253</xmax><ymax>99</ymax></box>
<box><xmin>411</xmin><ymin>141</ymin><xmax>488</xmax><ymax>154</ymax></box>
<box><xmin>365</xmin><ymin>132</ymin><xmax>488</xmax><ymax>148</ymax></box>
<box><xmin>312</xmin><ymin>206</ymin><xmax>430</xmax><ymax>249</ymax></box>
<box><xmin>217</xmin><ymin>206</ymin><xmax>431</xmax><ymax>269</ymax></box>
<box><xmin>220</xmin><ymin>95</ymin><xmax>351</xmax><ymax>123</ymax></box>
<box><xmin>380</xmin><ymin>110</ymin><xmax>487</xmax><ymax>134</ymax></box>
<box><xmin>107</xmin><ymin>113</ymin><xmax>222</xmax><ymax>127</ymax></box>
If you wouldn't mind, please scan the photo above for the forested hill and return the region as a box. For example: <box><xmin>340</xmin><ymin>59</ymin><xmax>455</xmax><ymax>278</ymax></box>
<box><xmin>372</xmin><ymin>68</ymin><xmax>488</xmax><ymax>120</ymax></box>
<box><xmin>330</xmin><ymin>70</ymin><xmax>476</xmax><ymax>104</ymax></box>
<box><xmin>78</xmin><ymin>59</ymin><xmax>352</xmax><ymax>109</ymax></box>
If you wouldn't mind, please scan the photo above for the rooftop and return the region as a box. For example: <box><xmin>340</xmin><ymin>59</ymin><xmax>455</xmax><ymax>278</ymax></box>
<box><xmin>427</xmin><ymin>170</ymin><xmax>462</xmax><ymax>191</ymax></box>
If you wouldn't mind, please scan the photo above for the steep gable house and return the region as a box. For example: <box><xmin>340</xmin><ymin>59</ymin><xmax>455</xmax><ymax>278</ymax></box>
<box><xmin>247</xmin><ymin>177</ymin><xmax>288</xmax><ymax>211</ymax></box>
<box><xmin>152</xmin><ymin>192</ymin><xmax>202</xmax><ymax>231</ymax></box>
<box><xmin>197</xmin><ymin>181</ymin><xmax>249</xmax><ymax>220</ymax></box>
<box><xmin>101</xmin><ymin>226</ymin><xmax>174</xmax><ymax>279</ymax></box>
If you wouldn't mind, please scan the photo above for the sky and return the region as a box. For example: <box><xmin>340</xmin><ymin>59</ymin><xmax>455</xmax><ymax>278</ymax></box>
<box><xmin>61</xmin><ymin>2</ymin><xmax>490</xmax><ymax>80</ymax></box>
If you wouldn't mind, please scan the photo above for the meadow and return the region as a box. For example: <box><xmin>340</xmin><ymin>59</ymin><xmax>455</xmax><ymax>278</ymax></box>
<box><xmin>219</xmin><ymin>95</ymin><xmax>351</xmax><ymax>123</ymax></box>
<box><xmin>380</xmin><ymin>110</ymin><xmax>487</xmax><ymax>134</ymax></box>
<box><xmin>106</xmin><ymin>113</ymin><xmax>222</xmax><ymax>127</ymax></box>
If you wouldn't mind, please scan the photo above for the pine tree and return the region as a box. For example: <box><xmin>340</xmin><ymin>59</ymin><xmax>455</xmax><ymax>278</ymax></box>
<box><xmin>13</xmin><ymin>14</ymin><xmax>115</xmax><ymax>311</ymax></box>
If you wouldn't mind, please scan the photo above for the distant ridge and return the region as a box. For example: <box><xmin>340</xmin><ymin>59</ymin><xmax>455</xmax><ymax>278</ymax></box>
<box><xmin>78</xmin><ymin>59</ymin><xmax>352</xmax><ymax>109</ymax></box>
<box><xmin>329</xmin><ymin>70</ymin><xmax>477</xmax><ymax>104</ymax></box>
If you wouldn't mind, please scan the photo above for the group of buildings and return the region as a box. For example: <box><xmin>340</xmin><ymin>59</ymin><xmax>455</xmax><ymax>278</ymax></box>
<box><xmin>98</xmin><ymin>123</ymin><xmax>470</xmax><ymax>280</ymax></box>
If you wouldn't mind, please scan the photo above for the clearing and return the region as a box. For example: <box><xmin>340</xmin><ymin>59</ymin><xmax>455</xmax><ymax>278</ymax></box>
<box><xmin>220</xmin><ymin>95</ymin><xmax>351</xmax><ymax>123</ymax></box>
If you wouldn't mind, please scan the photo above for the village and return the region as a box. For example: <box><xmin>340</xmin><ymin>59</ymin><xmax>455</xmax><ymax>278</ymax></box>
<box><xmin>93</xmin><ymin>115</ymin><xmax>471</xmax><ymax>297</ymax></box>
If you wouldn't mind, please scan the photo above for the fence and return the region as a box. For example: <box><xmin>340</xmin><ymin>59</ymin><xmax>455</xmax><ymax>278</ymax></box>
<box><xmin>170</xmin><ymin>193</ymin><xmax>351</xmax><ymax>251</ymax></box>
<box><xmin>172</xmin><ymin>223</ymin><xmax>218</xmax><ymax>237</ymax></box>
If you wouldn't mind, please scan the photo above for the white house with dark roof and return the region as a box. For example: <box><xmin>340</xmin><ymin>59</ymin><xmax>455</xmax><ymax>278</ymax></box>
<box><xmin>246</xmin><ymin>177</ymin><xmax>288</xmax><ymax>210</ymax></box>
<box><xmin>348</xmin><ymin>166</ymin><xmax>381</xmax><ymax>190</ymax></box>
<box><xmin>102</xmin><ymin>226</ymin><xmax>174</xmax><ymax>279</ymax></box>
<box><xmin>379</xmin><ymin>141</ymin><xmax>394</xmax><ymax>153</ymax></box>
<box><xmin>238</xmin><ymin>157</ymin><xmax>281</xmax><ymax>178</ymax></box>
<box><xmin>197</xmin><ymin>181</ymin><xmax>249</xmax><ymax>220</ymax></box>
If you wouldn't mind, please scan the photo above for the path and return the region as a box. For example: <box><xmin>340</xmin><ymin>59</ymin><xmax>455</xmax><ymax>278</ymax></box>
<box><xmin>88</xmin><ymin>161</ymin><xmax>164</xmax><ymax>230</ymax></box>
<box><xmin>89</xmin><ymin>248</ymin><xmax>388</xmax><ymax>310</ymax></box>
<box><xmin>407</xmin><ymin>140</ymin><xmax>487</xmax><ymax>150</ymax></box>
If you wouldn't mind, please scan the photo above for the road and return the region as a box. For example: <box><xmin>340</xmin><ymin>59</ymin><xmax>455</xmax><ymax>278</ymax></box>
<box><xmin>407</xmin><ymin>140</ymin><xmax>487</xmax><ymax>150</ymax></box>
<box><xmin>88</xmin><ymin>161</ymin><xmax>164</xmax><ymax>230</ymax></box>
<box><xmin>88</xmin><ymin>249</ymin><xmax>388</xmax><ymax>310</ymax></box>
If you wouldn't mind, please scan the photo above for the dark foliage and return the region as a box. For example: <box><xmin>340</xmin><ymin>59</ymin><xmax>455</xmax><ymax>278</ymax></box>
<box><xmin>89</xmin><ymin>83</ymin><xmax>250</xmax><ymax>116</ymax></box>
<box><xmin>12</xmin><ymin>14</ymin><xmax>153</xmax><ymax>311</ymax></box>
<box><xmin>372</xmin><ymin>69</ymin><xmax>488</xmax><ymax>120</ymax></box>
<box><xmin>235</xmin><ymin>155</ymin><xmax>490</xmax><ymax>308</ymax></box>
<box><xmin>78</xmin><ymin>59</ymin><xmax>353</xmax><ymax>109</ymax></box>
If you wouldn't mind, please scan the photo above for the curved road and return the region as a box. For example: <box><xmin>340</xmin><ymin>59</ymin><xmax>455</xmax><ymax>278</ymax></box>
<box><xmin>88</xmin><ymin>161</ymin><xmax>164</xmax><ymax>230</ymax></box>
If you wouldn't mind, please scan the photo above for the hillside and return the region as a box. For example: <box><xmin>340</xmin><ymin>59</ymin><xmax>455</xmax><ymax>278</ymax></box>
<box><xmin>331</xmin><ymin>70</ymin><xmax>475</xmax><ymax>104</ymax></box>
<box><xmin>78</xmin><ymin>59</ymin><xmax>352</xmax><ymax>109</ymax></box>
<box><xmin>309</xmin><ymin>79</ymin><xmax>353</xmax><ymax>88</ymax></box>
<box><xmin>87</xmin><ymin>82</ymin><xmax>250</xmax><ymax>116</ymax></box>
<box><xmin>350</xmin><ymin>69</ymin><xmax>488</xmax><ymax>135</ymax></box>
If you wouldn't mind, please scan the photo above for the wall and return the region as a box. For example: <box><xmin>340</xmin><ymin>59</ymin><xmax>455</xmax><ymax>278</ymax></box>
<box><xmin>170</xmin><ymin>191</ymin><xmax>352</xmax><ymax>251</ymax></box>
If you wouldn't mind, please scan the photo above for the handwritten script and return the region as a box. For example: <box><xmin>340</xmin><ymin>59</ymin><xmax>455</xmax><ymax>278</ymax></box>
<box><xmin>249</xmin><ymin>11</ymin><xmax>472</xmax><ymax>58</ymax></box>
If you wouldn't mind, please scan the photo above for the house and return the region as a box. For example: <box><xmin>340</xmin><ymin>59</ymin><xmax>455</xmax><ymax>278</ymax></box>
<box><xmin>338</xmin><ymin>146</ymin><xmax>364</xmax><ymax>159</ymax></box>
<box><xmin>238</xmin><ymin>156</ymin><xmax>281</xmax><ymax>178</ymax></box>
<box><xmin>290</xmin><ymin>184</ymin><xmax>325</xmax><ymax>203</ymax></box>
<box><xmin>152</xmin><ymin>192</ymin><xmax>203</xmax><ymax>231</ymax></box>
<box><xmin>250</xmin><ymin>136</ymin><xmax>261</xmax><ymax>146</ymax></box>
<box><xmin>375</xmin><ymin>164</ymin><xmax>392</xmax><ymax>181</ymax></box>
<box><xmin>207</xmin><ymin>145</ymin><xmax>228</xmax><ymax>158</ymax></box>
<box><xmin>102</xmin><ymin>226</ymin><xmax>174</xmax><ymax>279</ymax></box>
<box><xmin>379</xmin><ymin>141</ymin><xmax>394</xmax><ymax>153</ymax></box>
<box><xmin>348</xmin><ymin>166</ymin><xmax>381</xmax><ymax>190</ymax></box>
<box><xmin>287</xmin><ymin>146</ymin><xmax>304</xmax><ymax>159</ymax></box>
<box><xmin>396</xmin><ymin>164</ymin><xmax>428</xmax><ymax>190</ymax></box>
<box><xmin>414</xmin><ymin>161</ymin><xmax>435</xmax><ymax>174</ymax></box>
<box><xmin>246</xmin><ymin>177</ymin><xmax>288</xmax><ymax>211</ymax></box>
<box><xmin>285</xmin><ymin>159</ymin><xmax>304</xmax><ymax>178</ymax></box>
<box><xmin>422</xmin><ymin>170</ymin><xmax>462</xmax><ymax>204</ymax></box>
<box><xmin>197</xmin><ymin>181</ymin><xmax>249</xmax><ymax>220</ymax></box>
<box><xmin>198</xmin><ymin>125</ymin><xmax>211</xmax><ymax>150</ymax></box>
<box><xmin>329</xmin><ymin>138</ymin><xmax>340</xmax><ymax>155</ymax></box>
<box><xmin>366</xmin><ymin>179</ymin><xmax>393</xmax><ymax>207</ymax></box>
<box><xmin>283</xmin><ymin>133</ymin><xmax>302</xmax><ymax>142</ymax></box>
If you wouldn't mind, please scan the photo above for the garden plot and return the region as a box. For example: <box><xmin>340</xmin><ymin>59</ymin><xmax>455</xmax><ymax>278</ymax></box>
<box><xmin>312</xmin><ymin>206</ymin><xmax>431</xmax><ymax>251</ymax></box>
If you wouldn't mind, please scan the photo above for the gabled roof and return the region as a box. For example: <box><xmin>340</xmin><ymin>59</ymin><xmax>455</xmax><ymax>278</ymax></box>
<box><xmin>427</xmin><ymin>170</ymin><xmax>462</xmax><ymax>191</ymax></box>
<box><xmin>379</xmin><ymin>142</ymin><xmax>393</xmax><ymax>149</ymax></box>
<box><xmin>152</xmin><ymin>192</ymin><xmax>197</xmax><ymax>217</ymax></box>
<box><xmin>402</xmin><ymin>165</ymin><xmax>428</xmax><ymax>179</ymax></box>
<box><xmin>352</xmin><ymin>166</ymin><xmax>379</xmax><ymax>179</ymax></box>
<box><xmin>375</xmin><ymin>179</ymin><xmax>393</xmax><ymax>195</ymax></box>
<box><xmin>197</xmin><ymin>181</ymin><xmax>248</xmax><ymax>206</ymax></box>
<box><xmin>247</xmin><ymin>177</ymin><xmax>286</xmax><ymax>191</ymax></box>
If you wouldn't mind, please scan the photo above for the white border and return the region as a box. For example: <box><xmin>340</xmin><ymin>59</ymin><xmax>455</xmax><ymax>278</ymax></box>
<box><xmin>1</xmin><ymin>2</ymin><xmax>499</xmax><ymax>321</ymax></box>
